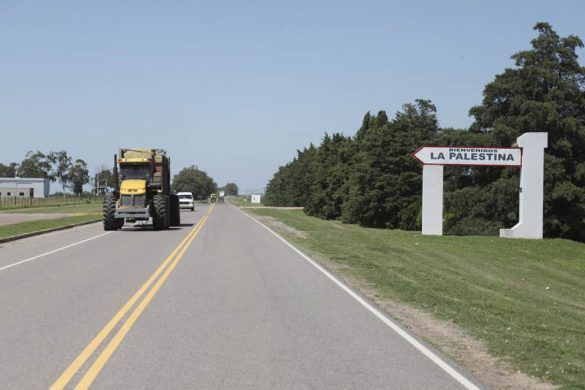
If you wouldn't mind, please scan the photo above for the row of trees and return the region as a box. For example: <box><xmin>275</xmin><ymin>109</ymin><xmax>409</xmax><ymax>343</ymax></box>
<box><xmin>1</xmin><ymin>151</ymin><xmax>236</xmax><ymax>199</ymax></box>
<box><xmin>221</xmin><ymin>183</ymin><xmax>239</xmax><ymax>196</ymax></box>
<box><xmin>93</xmin><ymin>164</ymin><xmax>237</xmax><ymax>199</ymax></box>
<box><xmin>0</xmin><ymin>150</ymin><xmax>90</xmax><ymax>195</ymax></box>
<box><xmin>171</xmin><ymin>165</ymin><xmax>238</xmax><ymax>198</ymax></box>
<box><xmin>264</xmin><ymin>23</ymin><xmax>585</xmax><ymax>242</ymax></box>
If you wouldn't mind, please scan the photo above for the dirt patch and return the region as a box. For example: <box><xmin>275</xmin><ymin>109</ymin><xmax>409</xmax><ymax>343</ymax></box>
<box><xmin>255</xmin><ymin>215</ymin><xmax>308</xmax><ymax>239</ymax></box>
<box><xmin>0</xmin><ymin>213</ymin><xmax>74</xmax><ymax>226</ymax></box>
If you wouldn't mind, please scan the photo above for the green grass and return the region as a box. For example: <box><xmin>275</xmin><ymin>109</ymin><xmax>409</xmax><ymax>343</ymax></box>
<box><xmin>0</xmin><ymin>197</ymin><xmax>102</xmax><ymax>211</ymax></box>
<box><xmin>228</xmin><ymin>197</ymin><xmax>264</xmax><ymax>207</ymax></box>
<box><xmin>248</xmin><ymin>208</ymin><xmax>585</xmax><ymax>388</ymax></box>
<box><xmin>0</xmin><ymin>202</ymin><xmax>102</xmax><ymax>239</ymax></box>
<box><xmin>1</xmin><ymin>203</ymin><xmax>102</xmax><ymax>214</ymax></box>
<box><xmin>0</xmin><ymin>214</ymin><xmax>101</xmax><ymax>240</ymax></box>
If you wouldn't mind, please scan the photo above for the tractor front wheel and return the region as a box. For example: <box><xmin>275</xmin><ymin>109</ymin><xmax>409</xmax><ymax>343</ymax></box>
<box><xmin>103</xmin><ymin>194</ymin><xmax>123</xmax><ymax>231</ymax></box>
<box><xmin>169</xmin><ymin>194</ymin><xmax>181</xmax><ymax>226</ymax></box>
<box><xmin>152</xmin><ymin>194</ymin><xmax>170</xmax><ymax>230</ymax></box>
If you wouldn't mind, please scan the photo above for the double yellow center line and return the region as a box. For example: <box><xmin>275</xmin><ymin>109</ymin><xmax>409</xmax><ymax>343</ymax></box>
<box><xmin>51</xmin><ymin>204</ymin><xmax>214</xmax><ymax>389</ymax></box>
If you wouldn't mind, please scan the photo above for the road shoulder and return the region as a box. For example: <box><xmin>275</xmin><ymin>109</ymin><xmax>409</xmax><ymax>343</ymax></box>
<box><xmin>0</xmin><ymin>215</ymin><xmax>101</xmax><ymax>243</ymax></box>
<box><xmin>0</xmin><ymin>204</ymin><xmax>102</xmax><ymax>243</ymax></box>
<box><xmin>240</xmin><ymin>206</ymin><xmax>556</xmax><ymax>390</ymax></box>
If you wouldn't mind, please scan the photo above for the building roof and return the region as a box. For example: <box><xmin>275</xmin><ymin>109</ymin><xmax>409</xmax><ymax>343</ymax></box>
<box><xmin>0</xmin><ymin>177</ymin><xmax>49</xmax><ymax>183</ymax></box>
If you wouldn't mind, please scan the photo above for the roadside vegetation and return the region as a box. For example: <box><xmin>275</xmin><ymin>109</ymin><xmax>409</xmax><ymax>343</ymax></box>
<box><xmin>0</xmin><ymin>201</ymin><xmax>102</xmax><ymax>240</ymax></box>
<box><xmin>172</xmin><ymin>165</ymin><xmax>218</xmax><ymax>199</ymax></box>
<box><xmin>1</xmin><ymin>203</ymin><xmax>102</xmax><ymax>214</ymax></box>
<box><xmin>248</xmin><ymin>208</ymin><xmax>585</xmax><ymax>387</ymax></box>
<box><xmin>0</xmin><ymin>196</ymin><xmax>102</xmax><ymax>211</ymax></box>
<box><xmin>0</xmin><ymin>214</ymin><xmax>100</xmax><ymax>240</ymax></box>
<box><xmin>263</xmin><ymin>23</ymin><xmax>585</xmax><ymax>242</ymax></box>
<box><xmin>0</xmin><ymin>150</ymin><xmax>90</xmax><ymax>195</ymax></box>
<box><xmin>228</xmin><ymin>196</ymin><xmax>264</xmax><ymax>207</ymax></box>
<box><xmin>171</xmin><ymin>165</ymin><xmax>239</xmax><ymax>201</ymax></box>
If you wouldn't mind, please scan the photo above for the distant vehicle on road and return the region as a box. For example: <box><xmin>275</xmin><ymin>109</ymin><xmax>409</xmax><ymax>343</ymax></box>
<box><xmin>177</xmin><ymin>192</ymin><xmax>195</xmax><ymax>211</ymax></box>
<box><xmin>218</xmin><ymin>191</ymin><xmax>225</xmax><ymax>203</ymax></box>
<box><xmin>210</xmin><ymin>193</ymin><xmax>218</xmax><ymax>203</ymax></box>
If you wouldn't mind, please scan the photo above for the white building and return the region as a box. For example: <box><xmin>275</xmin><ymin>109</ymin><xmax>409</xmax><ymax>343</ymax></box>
<box><xmin>0</xmin><ymin>178</ymin><xmax>50</xmax><ymax>198</ymax></box>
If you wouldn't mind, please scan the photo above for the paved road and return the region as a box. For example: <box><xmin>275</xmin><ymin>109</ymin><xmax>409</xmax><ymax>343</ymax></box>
<box><xmin>0</xmin><ymin>203</ymin><xmax>480</xmax><ymax>389</ymax></box>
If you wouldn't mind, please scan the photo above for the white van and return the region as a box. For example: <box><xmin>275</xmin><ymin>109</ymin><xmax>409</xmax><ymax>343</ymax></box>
<box><xmin>177</xmin><ymin>192</ymin><xmax>195</xmax><ymax>211</ymax></box>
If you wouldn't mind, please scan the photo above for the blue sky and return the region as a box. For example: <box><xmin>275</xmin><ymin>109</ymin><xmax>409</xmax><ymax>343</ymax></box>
<box><xmin>1</xmin><ymin>0</ymin><xmax>584</xmax><ymax>192</ymax></box>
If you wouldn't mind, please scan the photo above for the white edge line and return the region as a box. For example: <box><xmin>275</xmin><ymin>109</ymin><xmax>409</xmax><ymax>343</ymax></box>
<box><xmin>235</xmin><ymin>205</ymin><xmax>481</xmax><ymax>390</ymax></box>
<box><xmin>0</xmin><ymin>231</ymin><xmax>112</xmax><ymax>273</ymax></box>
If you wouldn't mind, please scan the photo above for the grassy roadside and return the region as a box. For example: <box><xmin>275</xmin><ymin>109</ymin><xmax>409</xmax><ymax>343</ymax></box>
<box><xmin>0</xmin><ymin>197</ymin><xmax>102</xmax><ymax>211</ymax></box>
<box><xmin>246</xmin><ymin>208</ymin><xmax>585</xmax><ymax>388</ymax></box>
<box><xmin>2</xmin><ymin>203</ymin><xmax>102</xmax><ymax>214</ymax></box>
<box><xmin>228</xmin><ymin>198</ymin><xmax>264</xmax><ymax>207</ymax></box>
<box><xmin>0</xmin><ymin>214</ymin><xmax>100</xmax><ymax>240</ymax></box>
<box><xmin>0</xmin><ymin>203</ymin><xmax>102</xmax><ymax>239</ymax></box>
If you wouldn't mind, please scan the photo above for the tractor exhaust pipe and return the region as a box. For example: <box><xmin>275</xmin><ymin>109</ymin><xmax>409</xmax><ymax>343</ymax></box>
<box><xmin>113</xmin><ymin>154</ymin><xmax>119</xmax><ymax>195</ymax></box>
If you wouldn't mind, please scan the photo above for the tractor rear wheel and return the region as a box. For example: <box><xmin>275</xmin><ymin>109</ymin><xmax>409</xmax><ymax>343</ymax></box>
<box><xmin>103</xmin><ymin>194</ymin><xmax>123</xmax><ymax>231</ymax></box>
<box><xmin>152</xmin><ymin>194</ymin><xmax>170</xmax><ymax>230</ymax></box>
<box><xmin>170</xmin><ymin>194</ymin><xmax>181</xmax><ymax>226</ymax></box>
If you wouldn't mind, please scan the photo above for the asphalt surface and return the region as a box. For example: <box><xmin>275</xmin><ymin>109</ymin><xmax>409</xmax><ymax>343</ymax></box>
<box><xmin>0</xmin><ymin>203</ymin><xmax>480</xmax><ymax>389</ymax></box>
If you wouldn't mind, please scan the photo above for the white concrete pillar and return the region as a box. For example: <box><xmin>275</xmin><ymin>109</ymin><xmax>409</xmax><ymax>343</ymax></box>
<box><xmin>500</xmin><ymin>132</ymin><xmax>548</xmax><ymax>239</ymax></box>
<box><xmin>422</xmin><ymin>165</ymin><xmax>443</xmax><ymax>235</ymax></box>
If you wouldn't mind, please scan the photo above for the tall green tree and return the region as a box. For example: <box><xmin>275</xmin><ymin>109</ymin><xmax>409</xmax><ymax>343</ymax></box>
<box><xmin>304</xmin><ymin>133</ymin><xmax>353</xmax><ymax>219</ymax></box>
<box><xmin>0</xmin><ymin>162</ymin><xmax>18</xmax><ymax>177</ymax></box>
<box><xmin>355</xmin><ymin>111</ymin><xmax>372</xmax><ymax>141</ymax></box>
<box><xmin>222</xmin><ymin>182</ymin><xmax>239</xmax><ymax>196</ymax></box>
<box><xmin>264</xmin><ymin>145</ymin><xmax>319</xmax><ymax>207</ymax></box>
<box><xmin>172</xmin><ymin>166</ymin><xmax>217</xmax><ymax>199</ymax></box>
<box><xmin>68</xmin><ymin>159</ymin><xmax>90</xmax><ymax>195</ymax></box>
<box><xmin>469</xmin><ymin>22</ymin><xmax>585</xmax><ymax>240</ymax></box>
<box><xmin>342</xmin><ymin>100</ymin><xmax>438</xmax><ymax>228</ymax></box>
<box><xmin>48</xmin><ymin>150</ymin><xmax>72</xmax><ymax>192</ymax></box>
<box><xmin>18</xmin><ymin>151</ymin><xmax>52</xmax><ymax>179</ymax></box>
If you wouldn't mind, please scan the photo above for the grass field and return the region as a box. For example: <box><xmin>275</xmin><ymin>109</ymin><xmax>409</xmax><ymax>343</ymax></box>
<box><xmin>0</xmin><ymin>214</ymin><xmax>100</xmax><ymax>240</ymax></box>
<box><xmin>0</xmin><ymin>202</ymin><xmax>102</xmax><ymax>239</ymax></box>
<box><xmin>0</xmin><ymin>196</ymin><xmax>102</xmax><ymax>211</ymax></box>
<box><xmin>247</xmin><ymin>208</ymin><xmax>585</xmax><ymax>388</ymax></box>
<box><xmin>228</xmin><ymin>197</ymin><xmax>264</xmax><ymax>207</ymax></box>
<box><xmin>1</xmin><ymin>203</ymin><xmax>102</xmax><ymax>214</ymax></box>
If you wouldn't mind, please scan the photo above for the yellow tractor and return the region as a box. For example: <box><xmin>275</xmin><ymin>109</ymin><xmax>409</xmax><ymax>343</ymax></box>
<box><xmin>103</xmin><ymin>148</ymin><xmax>180</xmax><ymax>231</ymax></box>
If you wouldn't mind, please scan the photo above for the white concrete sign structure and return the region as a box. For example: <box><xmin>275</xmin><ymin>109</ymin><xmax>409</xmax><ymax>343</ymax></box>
<box><xmin>422</xmin><ymin>165</ymin><xmax>444</xmax><ymax>235</ymax></box>
<box><xmin>500</xmin><ymin>133</ymin><xmax>548</xmax><ymax>239</ymax></box>
<box><xmin>412</xmin><ymin>132</ymin><xmax>547</xmax><ymax>239</ymax></box>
